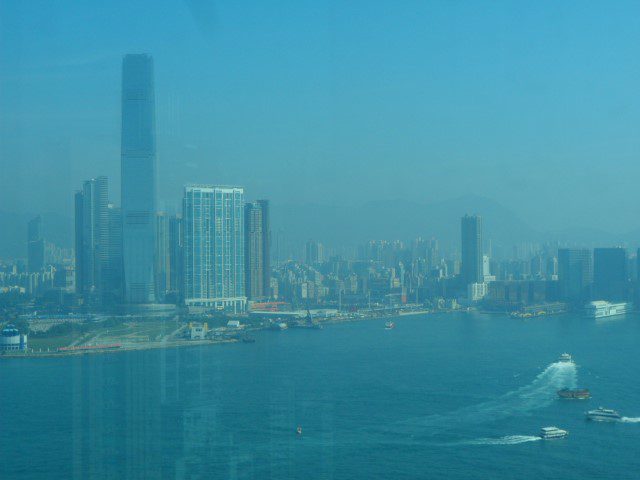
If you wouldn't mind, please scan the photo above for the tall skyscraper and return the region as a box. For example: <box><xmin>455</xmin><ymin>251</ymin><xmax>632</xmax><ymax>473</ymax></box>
<box><xmin>558</xmin><ymin>248</ymin><xmax>592</xmax><ymax>305</ymax></box>
<box><xmin>461</xmin><ymin>214</ymin><xmax>483</xmax><ymax>286</ymax></box>
<box><xmin>183</xmin><ymin>185</ymin><xmax>245</xmax><ymax>312</ymax></box>
<box><xmin>593</xmin><ymin>247</ymin><xmax>627</xmax><ymax>302</ymax></box>
<box><xmin>244</xmin><ymin>200</ymin><xmax>271</xmax><ymax>300</ymax></box>
<box><xmin>27</xmin><ymin>215</ymin><xmax>44</xmax><ymax>272</ymax></box>
<box><xmin>121</xmin><ymin>54</ymin><xmax>157</xmax><ymax>304</ymax></box>
<box><xmin>74</xmin><ymin>177</ymin><xmax>109</xmax><ymax>300</ymax></box>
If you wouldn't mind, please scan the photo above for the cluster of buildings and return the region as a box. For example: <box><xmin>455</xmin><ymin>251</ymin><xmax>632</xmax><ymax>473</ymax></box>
<box><xmin>2</xmin><ymin>54</ymin><xmax>638</xmax><ymax>318</ymax></box>
<box><xmin>268</xmin><ymin>215</ymin><xmax>637</xmax><ymax>314</ymax></box>
<box><xmin>69</xmin><ymin>55</ymin><xmax>271</xmax><ymax>313</ymax></box>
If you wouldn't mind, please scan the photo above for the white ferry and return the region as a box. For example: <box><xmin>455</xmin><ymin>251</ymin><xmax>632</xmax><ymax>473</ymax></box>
<box><xmin>586</xmin><ymin>407</ymin><xmax>622</xmax><ymax>422</ymax></box>
<box><xmin>585</xmin><ymin>301</ymin><xmax>628</xmax><ymax>319</ymax></box>
<box><xmin>540</xmin><ymin>426</ymin><xmax>568</xmax><ymax>439</ymax></box>
<box><xmin>558</xmin><ymin>353</ymin><xmax>573</xmax><ymax>363</ymax></box>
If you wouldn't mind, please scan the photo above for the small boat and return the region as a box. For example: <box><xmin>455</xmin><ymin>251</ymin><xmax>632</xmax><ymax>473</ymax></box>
<box><xmin>540</xmin><ymin>426</ymin><xmax>569</xmax><ymax>439</ymax></box>
<box><xmin>558</xmin><ymin>353</ymin><xmax>573</xmax><ymax>363</ymax></box>
<box><xmin>241</xmin><ymin>336</ymin><xmax>256</xmax><ymax>343</ymax></box>
<box><xmin>557</xmin><ymin>388</ymin><xmax>590</xmax><ymax>399</ymax></box>
<box><xmin>586</xmin><ymin>407</ymin><xmax>622</xmax><ymax>421</ymax></box>
<box><xmin>385</xmin><ymin>321</ymin><xmax>395</xmax><ymax>330</ymax></box>
<box><xmin>296</xmin><ymin>426</ymin><xmax>303</xmax><ymax>435</ymax></box>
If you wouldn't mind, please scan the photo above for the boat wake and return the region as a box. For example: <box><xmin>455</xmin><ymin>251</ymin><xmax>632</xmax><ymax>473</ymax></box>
<box><xmin>396</xmin><ymin>361</ymin><xmax>577</xmax><ymax>435</ymax></box>
<box><xmin>461</xmin><ymin>435</ymin><xmax>541</xmax><ymax>446</ymax></box>
<box><xmin>620</xmin><ymin>417</ymin><xmax>640</xmax><ymax>423</ymax></box>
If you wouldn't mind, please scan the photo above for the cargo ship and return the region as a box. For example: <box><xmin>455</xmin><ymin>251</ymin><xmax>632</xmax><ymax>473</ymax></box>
<box><xmin>557</xmin><ymin>388</ymin><xmax>590</xmax><ymax>399</ymax></box>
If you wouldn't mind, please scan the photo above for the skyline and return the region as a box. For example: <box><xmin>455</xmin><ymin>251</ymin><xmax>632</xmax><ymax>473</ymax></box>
<box><xmin>3</xmin><ymin>1</ymin><xmax>640</xmax><ymax>233</ymax></box>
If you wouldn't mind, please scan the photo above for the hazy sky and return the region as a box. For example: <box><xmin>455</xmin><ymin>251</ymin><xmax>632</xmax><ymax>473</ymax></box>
<box><xmin>1</xmin><ymin>0</ymin><xmax>640</xmax><ymax>232</ymax></box>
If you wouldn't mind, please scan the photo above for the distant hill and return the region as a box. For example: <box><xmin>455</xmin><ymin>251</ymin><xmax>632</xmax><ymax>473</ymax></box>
<box><xmin>271</xmin><ymin>195</ymin><xmax>539</xmax><ymax>248</ymax></box>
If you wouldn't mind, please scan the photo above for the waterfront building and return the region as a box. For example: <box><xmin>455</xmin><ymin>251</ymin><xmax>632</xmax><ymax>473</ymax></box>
<box><xmin>244</xmin><ymin>200</ymin><xmax>271</xmax><ymax>300</ymax></box>
<box><xmin>461</xmin><ymin>215</ymin><xmax>483</xmax><ymax>286</ymax></box>
<box><xmin>593</xmin><ymin>247</ymin><xmax>628</xmax><ymax>302</ymax></box>
<box><xmin>0</xmin><ymin>324</ymin><xmax>28</xmax><ymax>351</ymax></box>
<box><xmin>121</xmin><ymin>54</ymin><xmax>157</xmax><ymax>304</ymax></box>
<box><xmin>558</xmin><ymin>248</ymin><xmax>592</xmax><ymax>305</ymax></box>
<box><xmin>183</xmin><ymin>185</ymin><xmax>245</xmax><ymax>312</ymax></box>
<box><xmin>27</xmin><ymin>216</ymin><xmax>45</xmax><ymax>273</ymax></box>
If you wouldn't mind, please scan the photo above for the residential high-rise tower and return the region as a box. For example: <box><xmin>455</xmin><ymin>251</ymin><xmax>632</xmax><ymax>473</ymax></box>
<box><xmin>183</xmin><ymin>185</ymin><xmax>245</xmax><ymax>312</ymax></box>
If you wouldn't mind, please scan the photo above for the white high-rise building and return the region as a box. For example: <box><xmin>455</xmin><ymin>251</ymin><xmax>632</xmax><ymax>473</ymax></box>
<box><xmin>183</xmin><ymin>185</ymin><xmax>246</xmax><ymax>312</ymax></box>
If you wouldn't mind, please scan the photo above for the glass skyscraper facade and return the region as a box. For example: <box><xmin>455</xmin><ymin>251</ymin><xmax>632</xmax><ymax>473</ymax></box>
<box><xmin>558</xmin><ymin>248</ymin><xmax>593</xmax><ymax>305</ymax></box>
<box><xmin>183</xmin><ymin>185</ymin><xmax>246</xmax><ymax>312</ymax></box>
<box><xmin>121</xmin><ymin>54</ymin><xmax>157</xmax><ymax>304</ymax></box>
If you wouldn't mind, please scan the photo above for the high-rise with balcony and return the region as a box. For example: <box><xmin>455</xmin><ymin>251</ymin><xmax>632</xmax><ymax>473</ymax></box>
<box><xmin>183</xmin><ymin>185</ymin><xmax>245</xmax><ymax>312</ymax></box>
<box><xmin>121</xmin><ymin>54</ymin><xmax>157</xmax><ymax>303</ymax></box>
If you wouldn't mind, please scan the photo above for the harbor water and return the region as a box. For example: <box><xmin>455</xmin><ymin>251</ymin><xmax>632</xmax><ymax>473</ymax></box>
<box><xmin>1</xmin><ymin>311</ymin><xmax>639</xmax><ymax>479</ymax></box>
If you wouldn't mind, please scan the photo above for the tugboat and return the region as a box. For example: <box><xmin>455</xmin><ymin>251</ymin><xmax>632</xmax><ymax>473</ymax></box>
<box><xmin>384</xmin><ymin>321</ymin><xmax>395</xmax><ymax>330</ymax></box>
<box><xmin>557</xmin><ymin>388</ymin><xmax>590</xmax><ymax>399</ymax></box>
<box><xmin>540</xmin><ymin>426</ymin><xmax>569</xmax><ymax>439</ymax></box>
<box><xmin>586</xmin><ymin>407</ymin><xmax>622</xmax><ymax>422</ymax></box>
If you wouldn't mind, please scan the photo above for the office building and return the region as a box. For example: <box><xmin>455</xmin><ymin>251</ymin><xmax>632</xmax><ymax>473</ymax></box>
<box><xmin>156</xmin><ymin>213</ymin><xmax>183</xmax><ymax>303</ymax></box>
<box><xmin>121</xmin><ymin>54</ymin><xmax>157</xmax><ymax>304</ymax></box>
<box><xmin>593</xmin><ymin>247</ymin><xmax>627</xmax><ymax>302</ymax></box>
<box><xmin>183</xmin><ymin>185</ymin><xmax>245</xmax><ymax>312</ymax></box>
<box><xmin>27</xmin><ymin>216</ymin><xmax>44</xmax><ymax>272</ymax></box>
<box><xmin>74</xmin><ymin>177</ymin><xmax>109</xmax><ymax>300</ymax></box>
<box><xmin>461</xmin><ymin>215</ymin><xmax>483</xmax><ymax>286</ymax></box>
<box><xmin>244</xmin><ymin>200</ymin><xmax>270</xmax><ymax>300</ymax></box>
<box><xmin>558</xmin><ymin>248</ymin><xmax>592</xmax><ymax>305</ymax></box>
<box><xmin>103</xmin><ymin>204</ymin><xmax>124</xmax><ymax>303</ymax></box>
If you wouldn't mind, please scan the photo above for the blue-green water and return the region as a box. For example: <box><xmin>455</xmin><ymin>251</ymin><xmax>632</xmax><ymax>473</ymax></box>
<box><xmin>2</xmin><ymin>312</ymin><xmax>640</xmax><ymax>479</ymax></box>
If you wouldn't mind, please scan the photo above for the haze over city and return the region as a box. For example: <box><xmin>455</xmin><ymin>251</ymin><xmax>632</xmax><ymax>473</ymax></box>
<box><xmin>3</xmin><ymin>3</ymin><xmax>640</xmax><ymax>479</ymax></box>
<box><xmin>3</xmin><ymin>0</ymin><xmax>640</xmax><ymax>240</ymax></box>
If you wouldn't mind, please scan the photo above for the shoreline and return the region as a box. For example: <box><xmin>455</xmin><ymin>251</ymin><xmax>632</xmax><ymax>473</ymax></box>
<box><xmin>0</xmin><ymin>308</ymin><xmax>455</xmax><ymax>360</ymax></box>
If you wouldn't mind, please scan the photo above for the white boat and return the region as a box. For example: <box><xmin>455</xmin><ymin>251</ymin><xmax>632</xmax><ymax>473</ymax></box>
<box><xmin>558</xmin><ymin>353</ymin><xmax>573</xmax><ymax>363</ymax></box>
<box><xmin>586</xmin><ymin>407</ymin><xmax>622</xmax><ymax>422</ymax></box>
<box><xmin>540</xmin><ymin>426</ymin><xmax>568</xmax><ymax>439</ymax></box>
<box><xmin>585</xmin><ymin>301</ymin><xmax>628</xmax><ymax>319</ymax></box>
